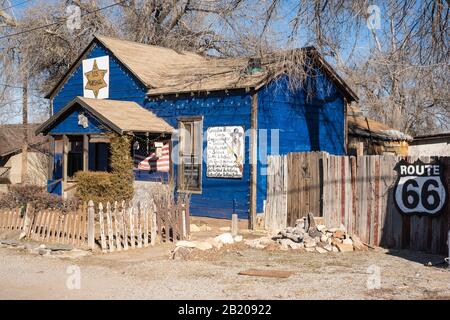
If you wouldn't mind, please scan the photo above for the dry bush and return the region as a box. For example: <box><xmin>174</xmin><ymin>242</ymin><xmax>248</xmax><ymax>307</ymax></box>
<box><xmin>0</xmin><ymin>184</ymin><xmax>79</xmax><ymax>211</ymax></box>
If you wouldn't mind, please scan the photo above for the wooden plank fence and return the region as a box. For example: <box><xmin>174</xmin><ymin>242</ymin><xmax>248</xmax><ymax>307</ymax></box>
<box><xmin>265</xmin><ymin>152</ymin><xmax>450</xmax><ymax>254</ymax></box>
<box><xmin>0</xmin><ymin>204</ymin><xmax>88</xmax><ymax>246</ymax></box>
<box><xmin>0</xmin><ymin>199</ymin><xmax>190</xmax><ymax>253</ymax></box>
<box><xmin>95</xmin><ymin>200</ymin><xmax>189</xmax><ymax>253</ymax></box>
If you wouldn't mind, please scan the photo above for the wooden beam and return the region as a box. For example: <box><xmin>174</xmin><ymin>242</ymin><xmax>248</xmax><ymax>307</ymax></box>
<box><xmin>62</xmin><ymin>135</ymin><xmax>69</xmax><ymax>197</ymax></box>
<box><xmin>83</xmin><ymin>134</ymin><xmax>89</xmax><ymax>171</ymax></box>
<box><xmin>249</xmin><ymin>91</ymin><xmax>258</xmax><ymax>230</ymax></box>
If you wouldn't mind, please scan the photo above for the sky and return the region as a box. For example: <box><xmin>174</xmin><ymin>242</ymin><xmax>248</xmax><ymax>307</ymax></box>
<box><xmin>1</xmin><ymin>0</ymin><xmax>382</xmax><ymax>124</ymax></box>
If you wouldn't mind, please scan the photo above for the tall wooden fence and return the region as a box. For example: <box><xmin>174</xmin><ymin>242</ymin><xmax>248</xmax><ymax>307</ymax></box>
<box><xmin>265</xmin><ymin>152</ymin><xmax>450</xmax><ymax>254</ymax></box>
<box><xmin>0</xmin><ymin>199</ymin><xmax>189</xmax><ymax>252</ymax></box>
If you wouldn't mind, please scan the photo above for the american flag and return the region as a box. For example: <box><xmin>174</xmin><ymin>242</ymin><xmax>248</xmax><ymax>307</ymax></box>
<box><xmin>137</xmin><ymin>143</ymin><xmax>170</xmax><ymax>172</ymax></box>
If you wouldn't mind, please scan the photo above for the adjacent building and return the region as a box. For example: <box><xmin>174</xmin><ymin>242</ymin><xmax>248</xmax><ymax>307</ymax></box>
<box><xmin>409</xmin><ymin>133</ymin><xmax>450</xmax><ymax>157</ymax></box>
<box><xmin>0</xmin><ymin>124</ymin><xmax>49</xmax><ymax>192</ymax></box>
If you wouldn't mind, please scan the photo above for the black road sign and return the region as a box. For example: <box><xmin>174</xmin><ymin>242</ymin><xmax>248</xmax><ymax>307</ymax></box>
<box><xmin>394</xmin><ymin>159</ymin><xmax>447</xmax><ymax>216</ymax></box>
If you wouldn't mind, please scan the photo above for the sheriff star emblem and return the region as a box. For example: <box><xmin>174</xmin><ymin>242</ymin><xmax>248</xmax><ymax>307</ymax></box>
<box><xmin>84</xmin><ymin>59</ymin><xmax>107</xmax><ymax>98</ymax></box>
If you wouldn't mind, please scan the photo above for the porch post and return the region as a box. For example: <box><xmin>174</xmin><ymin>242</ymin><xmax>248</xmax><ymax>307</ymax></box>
<box><xmin>62</xmin><ymin>134</ymin><xmax>68</xmax><ymax>198</ymax></box>
<box><xmin>83</xmin><ymin>134</ymin><xmax>89</xmax><ymax>171</ymax></box>
<box><xmin>249</xmin><ymin>90</ymin><xmax>258</xmax><ymax>230</ymax></box>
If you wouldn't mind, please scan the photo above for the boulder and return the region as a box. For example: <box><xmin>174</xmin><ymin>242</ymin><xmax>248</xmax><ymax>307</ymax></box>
<box><xmin>304</xmin><ymin>239</ymin><xmax>317</xmax><ymax>248</ymax></box>
<box><xmin>39</xmin><ymin>248</ymin><xmax>51</xmax><ymax>256</ymax></box>
<box><xmin>171</xmin><ymin>246</ymin><xmax>192</xmax><ymax>260</ymax></box>
<box><xmin>333</xmin><ymin>230</ymin><xmax>346</xmax><ymax>239</ymax></box>
<box><xmin>234</xmin><ymin>235</ymin><xmax>243</xmax><ymax>242</ymax></box>
<box><xmin>215</xmin><ymin>233</ymin><xmax>234</xmax><ymax>244</ymax></box>
<box><xmin>190</xmin><ymin>224</ymin><xmax>201</xmax><ymax>232</ymax></box>
<box><xmin>316</xmin><ymin>247</ymin><xmax>327</xmax><ymax>254</ymax></box>
<box><xmin>295</xmin><ymin>219</ymin><xmax>305</xmax><ymax>230</ymax></box>
<box><xmin>205</xmin><ymin>238</ymin><xmax>223</xmax><ymax>249</ymax></box>
<box><xmin>176</xmin><ymin>240</ymin><xmax>197</xmax><ymax>248</ymax></box>
<box><xmin>342</xmin><ymin>238</ymin><xmax>353</xmax><ymax>245</ymax></box>
<box><xmin>289</xmin><ymin>242</ymin><xmax>304</xmax><ymax>250</ymax></box>
<box><xmin>199</xmin><ymin>225</ymin><xmax>212</xmax><ymax>231</ymax></box>
<box><xmin>334</xmin><ymin>242</ymin><xmax>354</xmax><ymax>252</ymax></box>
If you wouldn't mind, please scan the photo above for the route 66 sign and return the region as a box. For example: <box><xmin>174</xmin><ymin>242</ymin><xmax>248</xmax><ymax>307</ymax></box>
<box><xmin>394</xmin><ymin>159</ymin><xmax>447</xmax><ymax>216</ymax></box>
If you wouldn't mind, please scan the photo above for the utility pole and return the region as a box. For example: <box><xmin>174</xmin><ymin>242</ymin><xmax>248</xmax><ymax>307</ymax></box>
<box><xmin>21</xmin><ymin>71</ymin><xmax>28</xmax><ymax>184</ymax></box>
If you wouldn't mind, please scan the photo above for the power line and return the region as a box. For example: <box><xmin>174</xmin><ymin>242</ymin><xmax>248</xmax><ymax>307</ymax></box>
<box><xmin>0</xmin><ymin>0</ymin><xmax>32</xmax><ymax>12</ymax></box>
<box><xmin>0</xmin><ymin>83</ymin><xmax>39</xmax><ymax>91</ymax></box>
<box><xmin>0</xmin><ymin>0</ymin><xmax>126</xmax><ymax>40</ymax></box>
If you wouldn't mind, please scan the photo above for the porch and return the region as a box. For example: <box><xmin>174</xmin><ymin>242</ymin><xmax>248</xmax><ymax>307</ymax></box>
<box><xmin>35</xmin><ymin>97</ymin><xmax>174</xmax><ymax>198</ymax></box>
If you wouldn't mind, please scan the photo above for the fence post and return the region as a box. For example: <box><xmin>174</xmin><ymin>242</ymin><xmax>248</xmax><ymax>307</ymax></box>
<box><xmin>87</xmin><ymin>200</ymin><xmax>95</xmax><ymax>250</ymax></box>
<box><xmin>447</xmin><ymin>230</ymin><xmax>450</xmax><ymax>269</ymax></box>
<box><xmin>19</xmin><ymin>203</ymin><xmax>32</xmax><ymax>239</ymax></box>
<box><xmin>181</xmin><ymin>203</ymin><xmax>186</xmax><ymax>239</ymax></box>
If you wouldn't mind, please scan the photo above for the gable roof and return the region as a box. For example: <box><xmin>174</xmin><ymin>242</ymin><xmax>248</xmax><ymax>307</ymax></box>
<box><xmin>0</xmin><ymin>124</ymin><xmax>49</xmax><ymax>157</ymax></box>
<box><xmin>348</xmin><ymin>105</ymin><xmax>412</xmax><ymax>142</ymax></box>
<box><xmin>46</xmin><ymin>35</ymin><xmax>358</xmax><ymax>102</ymax></box>
<box><xmin>36</xmin><ymin>97</ymin><xmax>174</xmax><ymax>135</ymax></box>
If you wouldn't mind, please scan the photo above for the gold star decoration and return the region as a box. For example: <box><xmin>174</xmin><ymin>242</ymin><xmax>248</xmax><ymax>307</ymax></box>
<box><xmin>84</xmin><ymin>59</ymin><xmax>107</xmax><ymax>98</ymax></box>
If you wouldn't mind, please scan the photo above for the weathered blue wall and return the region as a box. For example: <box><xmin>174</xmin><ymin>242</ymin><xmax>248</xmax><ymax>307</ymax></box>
<box><xmin>50</xmin><ymin>41</ymin><xmax>149</xmax><ymax>190</ymax></box>
<box><xmin>49</xmin><ymin>105</ymin><xmax>105</xmax><ymax>135</ymax></box>
<box><xmin>256</xmin><ymin>74</ymin><xmax>346</xmax><ymax>212</ymax></box>
<box><xmin>144</xmin><ymin>93</ymin><xmax>252</xmax><ymax>219</ymax></box>
<box><xmin>49</xmin><ymin>40</ymin><xmax>347</xmax><ymax>220</ymax></box>
<box><xmin>52</xmin><ymin>43</ymin><xmax>146</xmax><ymax>113</ymax></box>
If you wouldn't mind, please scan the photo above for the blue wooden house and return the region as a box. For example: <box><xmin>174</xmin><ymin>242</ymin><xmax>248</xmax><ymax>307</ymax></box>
<box><xmin>36</xmin><ymin>35</ymin><xmax>358</xmax><ymax>225</ymax></box>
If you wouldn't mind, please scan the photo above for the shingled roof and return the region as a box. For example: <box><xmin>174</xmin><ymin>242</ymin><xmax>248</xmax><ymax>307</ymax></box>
<box><xmin>36</xmin><ymin>97</ymin><xmax>175</xmax><ymax>135</ymax></box>
<box><xmin>46</xmin><ymin>35</ymin><xmax>358</xmax><ymax>102</ymax></box>
<box><xmin>0</xmin><ymin>124</ymin><xmax>49</xmax><ymax>157</ymax></box>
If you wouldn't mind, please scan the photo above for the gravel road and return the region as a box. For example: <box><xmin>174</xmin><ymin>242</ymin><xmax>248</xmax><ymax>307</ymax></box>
<box><xmin>1</xmin><ymin>243</ymin><xmax>449</xmax><ymax>300</ymax></box>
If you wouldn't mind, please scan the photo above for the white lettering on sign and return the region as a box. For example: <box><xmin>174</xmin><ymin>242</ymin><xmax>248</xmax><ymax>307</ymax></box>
<box><xmin>206</xmin><ymin>126</ymin><xmax>244</xmax><ymax>178</ymax></box>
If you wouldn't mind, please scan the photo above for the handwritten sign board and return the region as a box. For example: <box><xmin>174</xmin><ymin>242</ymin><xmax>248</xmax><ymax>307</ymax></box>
<box><xmin>206</xmin><ymin>126</ymin><xmax>244</xmax><ymax>178</ymax></box>
<box><xmin>394</xmin><ymin>159</ymin><xmax>447</xmax><ymax>216</ymax></box>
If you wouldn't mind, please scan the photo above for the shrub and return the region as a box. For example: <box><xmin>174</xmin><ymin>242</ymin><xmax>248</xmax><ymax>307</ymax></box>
<box><xmin>0</xmin><ymin>184</ymin><xmax>79</xmax><ymax>211</ymax></box>
<box><xmin>109</xmin><ymin>134</ymin><xmax>134</xmax><ymax>202</ymax></box>
<box><xmin>75</xmin><ymin>134</ymin><xmax>135</xmax><ymax>205</ymax></box>
<box><xmin>75</xmin><ymin>171</ymin><xmax>114</xmax><ymax>204</ymax></box>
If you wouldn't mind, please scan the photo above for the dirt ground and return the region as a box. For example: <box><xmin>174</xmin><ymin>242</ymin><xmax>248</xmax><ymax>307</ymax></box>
<box><xmin>0</xmin><ymin>217</ymin><xmax>449</xmax><ymax>300</ymax></box>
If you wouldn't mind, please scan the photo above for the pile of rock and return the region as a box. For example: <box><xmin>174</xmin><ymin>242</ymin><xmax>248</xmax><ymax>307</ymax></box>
<box><xmin>171</xmin><ymin>232</ymin><xmax>243</xmax><ymax>259</ymax></box>
<box><xmin>245</xmin><ymin>213</ymin><xmax>368</xmax><ymax>253</ymax></box>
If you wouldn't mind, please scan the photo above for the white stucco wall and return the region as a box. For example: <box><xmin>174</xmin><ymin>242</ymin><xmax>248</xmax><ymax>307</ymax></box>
<box><xmin>409</xmin><ymin>142</ymin><xmax>450</xmax><ymax>157</ymax></box>
<box><xmin>0</xmin><ymin>151</ymin><xmax>49</xmax><ymax>187</ymax></box>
